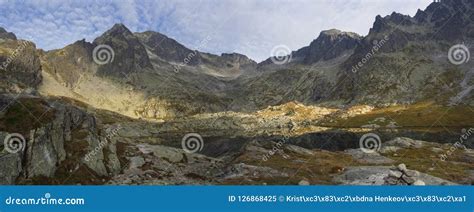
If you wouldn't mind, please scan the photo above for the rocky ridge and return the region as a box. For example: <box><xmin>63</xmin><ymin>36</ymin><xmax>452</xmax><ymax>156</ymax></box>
<box><xmin>0</xmin><ymin>1</ymin><xmax>473</xmax><ymax>185</ymax></box>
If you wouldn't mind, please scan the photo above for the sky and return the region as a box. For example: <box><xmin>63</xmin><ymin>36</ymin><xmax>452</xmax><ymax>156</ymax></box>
<box><xmin>0</xmin><ymin>0</ymin><xmax>432</xmax><ymax>62</ymax></box>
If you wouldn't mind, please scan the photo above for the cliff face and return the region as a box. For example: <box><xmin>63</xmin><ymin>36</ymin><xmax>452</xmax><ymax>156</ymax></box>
<box><xmin>332</xmin><ymin>0</ymin><xmax>474</xmax><ymax>105</ymax></box>
<box><xmin>293</xmin><ymin>29</ymin><xmax>362</xmax><ymax>64</ymax></box>
<box><xmin>93</xmin><ymin>24</ymin><xmax>153</xmax><ymax>77</ymax></box>
<box><xmin>0</xmin><ymin>96</ymin><xmax>121</xmax><ymax>184</ymax></box>
<box><xmin>248</xmin><ymin>0</ymin><xmax>473</xmax><ymax>107</ymax></box>
<box><xmin>3</xmin><ymin>1</ymin><xmax>474</xmax><ymax>120</ymax></box>
<box><xmin>0</xmin><ymin>28</ymin><xmax>42</xmax><ymax>94</ymax></box>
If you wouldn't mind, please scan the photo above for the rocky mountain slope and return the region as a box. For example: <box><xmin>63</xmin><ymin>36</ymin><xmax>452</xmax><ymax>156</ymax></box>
<box><xmin>243</xmin><ymin>0</ymin><xmax>473</xmax><ymax>108</ymax></box>
<box><xmin>34</xmin><ymin>1</ymin><xmax>472</xmax><ymax>120</ymax></box>
<box><xmin>0</xmin><ymin>1</ymin><xmax>473</xmax><ymax>185</ymax></box>
<box><xmin>0</xmin><ymin>29</ymin><xmax>41</xmax><ymax>94</ymax></box>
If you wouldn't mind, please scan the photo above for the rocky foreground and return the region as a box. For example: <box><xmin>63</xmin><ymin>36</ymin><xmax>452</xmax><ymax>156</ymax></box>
<box><xmin>106</xmin><ymin>136</ymin><xmax>473</xmax><ymax>185</ymax></box>
<box><xmin>1</xmin><ymin>96</ymin><xmax>473</xmax><ymax>185</ymax></box>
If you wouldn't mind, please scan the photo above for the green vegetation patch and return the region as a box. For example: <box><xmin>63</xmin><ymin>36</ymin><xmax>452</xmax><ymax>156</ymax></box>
<box><xmin>322</xmin><ymin>102</ymin><xmax>474</xmax><ymax>128</ymax></box>
<box><xmin>0</xmin><ymin>97</ymin><xmax>56</xmax><ymax>134</ymax></box>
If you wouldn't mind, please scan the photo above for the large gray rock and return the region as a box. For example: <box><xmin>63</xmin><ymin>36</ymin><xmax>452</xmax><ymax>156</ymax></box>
<box><xmin>334</xmin><ymin>166</ymin><xmax>457</xmax><ymax>185</ymax></box>
<box><xmin>0</xmin><ymin>100</ymin><xmax>121</xmax><ymax>184</ymax></box>
<box><xmin>384</xmin><ymin>137</ymin><xmax>426</xmax><ymax>149</ymax></box>
<box><xmin>138</xmin><ymin>144</ymin><xmax>184</xmax><ymax>163</ymax></box>
<box><xmin>345</xmin><ymin>148</ymin><xmax>394</xmax><ymax>164</ymax></box>
<box><xmin>222</xmin><ymin>163</ymin><xmax>289</xmax><ymax>180</ymax></box>
<box><xmin>0</xmin><ymin>39</ymin><xmax>42</xmax><ymax>93</ymax></box>
<box><xmin>26</xmin><ymin>127</ymin><xmax>59</xmax><ymax>178</ymax></box>
<box><xmin>285</xmin><ymin>144</ymin><xmax>314</xmax><ymax>156</ymax></box>
<box><xmin>0</xmin><ymin>152</ymin><xmax>22</xmax><ymax>184</ymax></box>
<box><xmin>109</xmin><ymin>143</ymin><xmax>223</xmax><ymax>185</ymax></box>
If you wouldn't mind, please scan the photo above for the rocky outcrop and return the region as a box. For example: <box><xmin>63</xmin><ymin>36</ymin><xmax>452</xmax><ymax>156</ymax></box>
<box><xmin>0</xmin><ymin>27</ymin><xmax>17</xmax><ymax>40</ymax></box>
<box><xmin>135</xmin><ymin>30</ymin><xmax>257</xmax><ymax>77</ymax></box>
<box><xmin>0</xmin><ymin>132</ymin><xmax>22</xmax><ymax>184</ymax></box>
<box><xmin>334</xmin><ymin>0</ymin><xmax>474</xmax><ymax>105</ymax></box>
<box><xmin>333</xmin><ymin>165</ymin><xmax>456</xmax><ymax>185</ymax></box>
<box><xmin>134</xmin><ymin>30</ymin><xmax>200</xmax><ymax>65</ymax></box>
<box><xmin>0</xmin><ymin>97</ymin><xmax>120</xmax><ymax>184</ymax></box>
<box><xmin>344</xmin><ymin>149</ymin><xmax>394</xmax><ymax>165</ymax></box>
<box><xmin>93</xmin><ymin>24</ymin><xmax>153</xmax><ymax>77</ymax></box>
<box><xmin>0</xmin><ymin>39</ymin><xmax>42</xmax><ymax>93</ymax></box>
<box><xmin>384</xmin><ymin>164</ymin><xmax>427</xmax><ymax>185</ymax></box>
<box><xmin>293</xmin><ymin>29</ymin><xmax>362</xmax><ymax>64</ymax></box>
<box><xmin>108</xmin><ymin>143</ymin><xmax>223</xmax><ymax>185</ymax></box>
<box><xmin>40</xmin><ymin>39</ymin><xmax>97</xmax><ymax>88</ymax></box>
<box><xmin>258</xmin><ymin>29</ymin><xmax>362</xmax><ymax>67</ymax></box>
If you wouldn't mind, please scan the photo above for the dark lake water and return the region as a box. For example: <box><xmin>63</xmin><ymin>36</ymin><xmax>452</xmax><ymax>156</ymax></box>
<box><xmin>158</xmin><ymin>127</ymin><xmax>473</xmax><ymax>158</ymax></box>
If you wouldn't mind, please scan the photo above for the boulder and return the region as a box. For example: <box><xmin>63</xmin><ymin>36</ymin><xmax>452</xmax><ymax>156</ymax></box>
<box><xmin>345</xmin><ymin>148</ymin><xmax>394</xmax><ymax>164</ymax></box>
<box><xmin>384</xmin><ymin>137</ymin><xmax>425</xmax><ymax>148</ymax></box>
<box><xmin>334</xmin><ymin>166</ymin><xmax>457</xmax><ymax>185</ymax></box>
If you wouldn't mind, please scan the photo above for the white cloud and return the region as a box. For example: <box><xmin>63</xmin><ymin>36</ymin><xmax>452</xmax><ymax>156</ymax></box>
<box><xmin>0</xmin><ymin>0</ymin><xmax>432</xmax><ymax>61</ymax></box>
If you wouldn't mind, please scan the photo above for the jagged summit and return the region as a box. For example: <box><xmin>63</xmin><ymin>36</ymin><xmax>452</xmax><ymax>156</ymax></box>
<box><xmin>291</xmin><ymin>29</ymin><xmax>362</xmax><ymax>64</ymax></box>
<box><xmin>2</xmin><ymin>0</ymin><xmax>472</xmax><ymax>121</ymax></box>
<box><xmin>102</xmin><ymin>23</ymin><xmax>133</xmax><ymax>36</ymax></box>
<box><xmin>369</xmin><ymin>0</ymin><xmax>472</xmax><ymax>40</ymax></box>
<box><xmin>94</xmin><ymin>23</ymin><xmax>138</xmax><ymax>45</ymax></box>
<box><xmin>92</xmin><ymin>23</ymin><xmax>153</xmax><ymax>76</ymax></box>
<box><xmin>0</xmin><ymin>27</ymin><xmax>17</xmax><ymax>40</ymax></box>
<box><xmin>258</xmin><ymin>29</ymin><xmax>361</xmax><ymax>67</ymax></box>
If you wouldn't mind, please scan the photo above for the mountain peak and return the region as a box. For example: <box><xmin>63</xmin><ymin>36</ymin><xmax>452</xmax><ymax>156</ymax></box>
<box><xmin>290</xmin><ymin>29</ymin><xmax>361</xmax><ymax>64</ymax></box>
<box><xmin>93</xmin><ymin>23</ymin><xmax>153</xmax><ymax>76</ymax></box>
<box><xmin>369</xmin><ymin>0</ymin><xmax>472</xmax><ymax>41</ymax></box>
<box><xmin>93</xmin><ymin>23</ymin><xmax>134</xmax><ymax>43</ymax></box>
<box><xmin>134</xmin><ymin>30</ymin><xmax>199</xmax><ymax>65</ymax></box>
<box><xmin>320</xmin><ymin>29</ymin><xmax>361</xmax><ymax>39</ymax></box>
<box><xmin>320</xmin><ymin>29</ymin><xmax>342</xmax><ymax>35</ymax></box>
<box><xmin>110</xmin><ymin>23</ymin><xmax>130</xmax><ymax>32</ymax></box>
<box><xmin>0</xmin><ymin>26</ymin><xmax>17</xmax><ymax>40</ymax></box>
